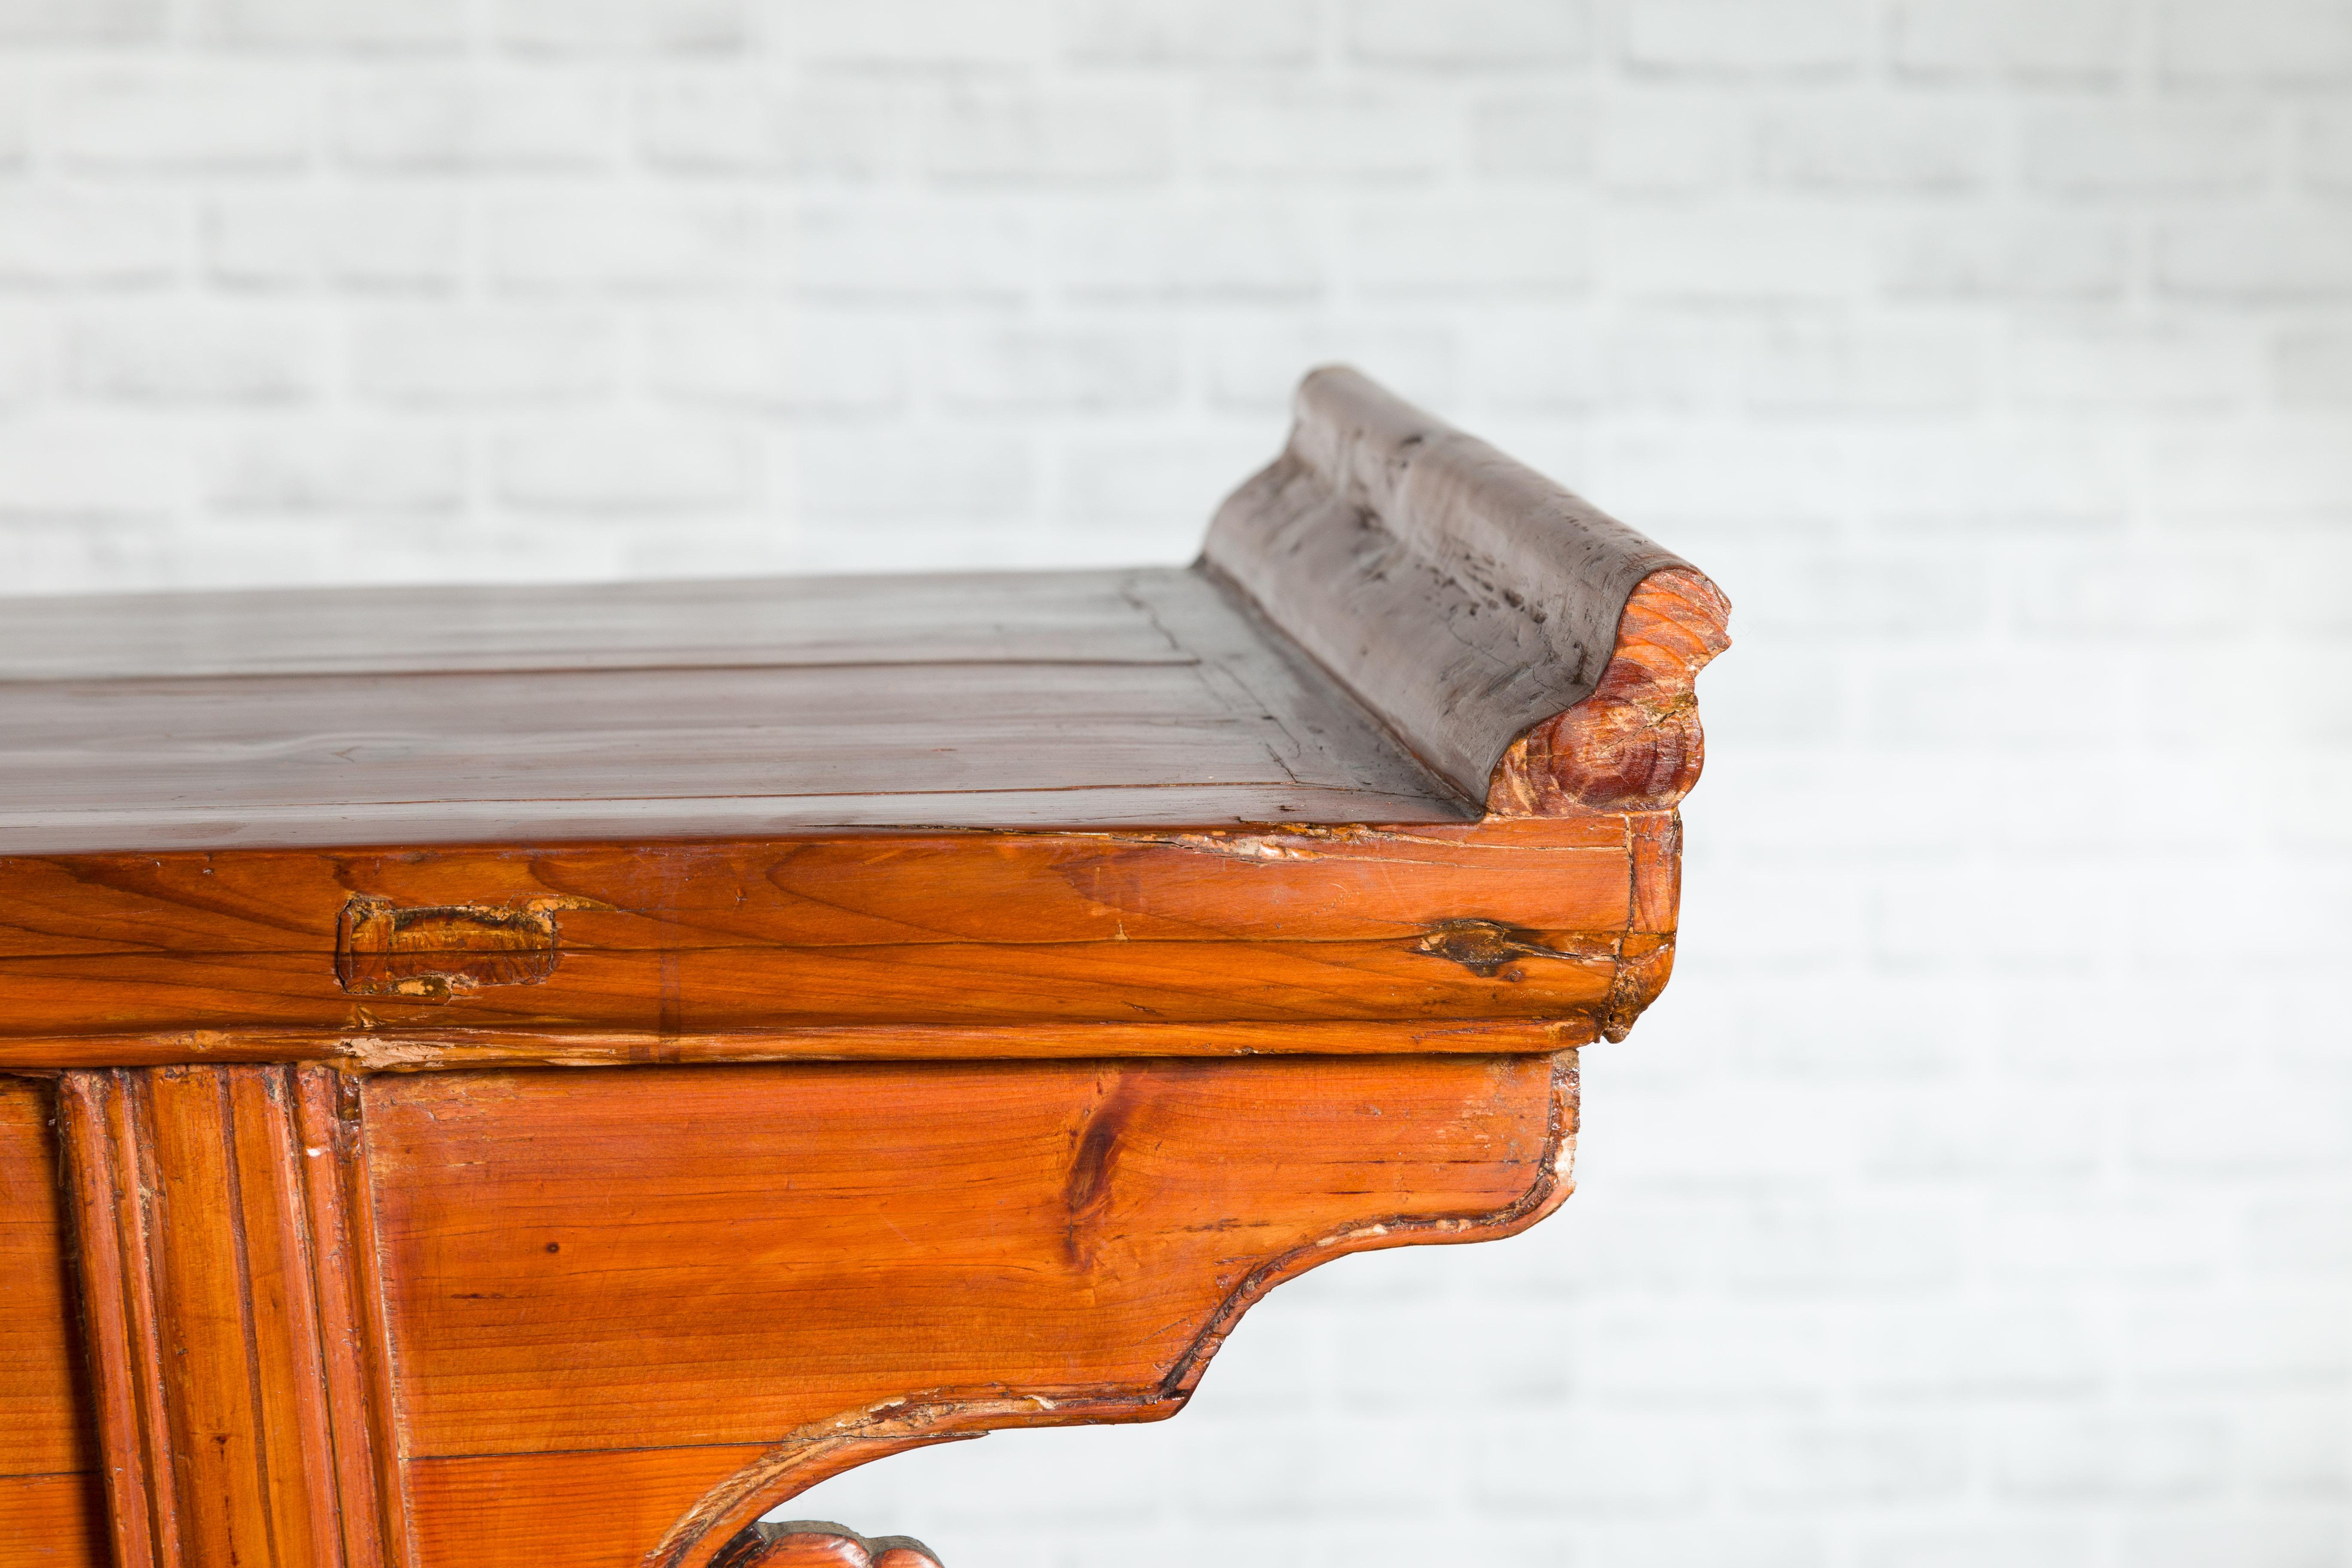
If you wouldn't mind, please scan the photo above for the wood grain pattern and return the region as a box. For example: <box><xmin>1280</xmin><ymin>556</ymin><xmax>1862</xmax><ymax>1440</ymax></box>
<box><xmin>0</xmin><ymin>568</ymin><xmax>1464</xmax><ymax>854</ymax></box>
<box><xmin>0</xmin><ymin>815</ymin><xmax>1678</xmax><ymax>1046</ymax></box>
<box><xmin>57</xmin><ymin>1066</ymin><xmax>396</xmax><ymax>1568</ymax></box>
<box><xmin>0</xmin><ymin>1474</ymin><xmax>108</xmax><ymax>1568</ymax></box>
<box><xmin>363</xmin><ymin>1051</ymin><xmax>1574</xmax><ymax>1568</ymax></box>
<box><xmin>0</xmin><ymin>1019</ymin><xmax>1594</xmax><ymax>1073</ymax></box>
<box><xmin>0</xmin><ymin>1079</ymin><xmax>96</xmax><ymax>1486</ymax></box>
<box><xmin>1488</xmin><ymin>567</ymin><xmax>1733</xmax><ymax>815</ymax></box>
<box><xmin>1205</xmin><ymin>364</ymin><xmax>1730</xmax><ymax>809</ymax></box>
<box><xmin>712</xmin><ymin>1522</ymin><xmax>943</xmax><ymax>1568</ymax></box>
<box><xmin>0</xmin><ymin>368</ymin><xmax>1720</xmax><ymax>1568</ymax></box>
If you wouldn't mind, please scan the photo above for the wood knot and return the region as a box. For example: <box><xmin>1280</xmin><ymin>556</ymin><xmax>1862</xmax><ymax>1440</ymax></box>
<box><xmin>710</xmin><ymin>1521</ymin><xmax>943</xmax><ymax>1568</ymax></box>
<box><xmin>1415</xmin><ymin>918</ymin><xmax>1602</xmax><ymax>978</ymax></box>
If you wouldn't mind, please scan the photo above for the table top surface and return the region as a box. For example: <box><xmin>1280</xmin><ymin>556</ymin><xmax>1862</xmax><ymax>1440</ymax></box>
<box><xmin>0</xmin><ymin>566</ymin><xmax>1471</xmax><ymax>855</ymax></box>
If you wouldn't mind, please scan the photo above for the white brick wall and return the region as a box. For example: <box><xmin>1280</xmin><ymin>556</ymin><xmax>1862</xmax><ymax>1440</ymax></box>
<box><xmin>3</xmin><ymin>2</ymin><xmax>2347</xmax><ymax>1565</ymax></box>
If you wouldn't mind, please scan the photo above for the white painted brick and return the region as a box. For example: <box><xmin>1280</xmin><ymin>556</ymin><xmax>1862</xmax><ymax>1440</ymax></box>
<box><xmin>644</xmin><ymin>306</ymin><xmax>903</xmax><ymax>412</ymax></box>
<box><xmin>2025</xmin><ymin>105</ymin><xmax>2273</xmax><ymax>195</ymax></box>
<box><xmin>2276</xmin><ymin>326</ymin><xmax>2352</xmax><ymax>403</ymax></box>
<box><xmin>1743</xmin><ymin>325</ymin><xmax>1981</xmax><ymax>414</ymax></box>
<box><xmin>1854</xmin><ymin>1522</ymin><xmax>2100</xmax><ymax>1568</ymax></box>
<box><xmin>1200</xmin><ymin>88</ymin><xmax>1454</xmax><ymax>181</ymax></box>
<box><xmin>2132</xmin><ymin>1079</ymin><xmax>2352</xmax><ymax>1176</ymax></box>
<box><xmin>2119</xmin><ymin>1511</ymin><xmax>2348</xmax><ymax>1568</ymax></box>
<box><xmin>781</xmin><ymin>0</ymin><xmax>1054</xmax><ymax>68</ymax></box>
<box><xmin>1736</xmin><ymin>1421</ymin><xmax>1968</xmax><ymax>1505</ymax></box>
<box><xmin>1592</xmin><ymin>90</ymin><xmax>1735</xmax><ymax>192</ymax></box>
<box><xmin>1605</xmin><ymin>205</ymin><xmax>1872</xmax><ymax>300</ymax></box>
<box><xmin>1758</xmin><ymin>101</ymin><xmax>1996</xmax><ymax>192</ymax></box>
<box><xmin>1733</xmin><ymin>553</ymin><xmax>1988</xmax><ymax>640</ymax></box>
<box><xmin>922</xmin><ymin>90</ymin><xmax>1175</xmax><ymax>184</ymax></box>
<box><xmin>2246</xmin><ymin>1204</ymin><xmax>2352</xmax><ymax>1281</ymax></box>
<box><xmin>1057</xmin><ymin>0</ymin><xmax>1316</xmax><ymax>66</ymax></box>
<box><xmin>2009</xmin><ymin>551</ymin><xmax>2255</xmax><ymax>639</ymax></box>
<box><xmin>1848</xmin><ymin>1304</ymin><xmax>2102</xmax><ymax>1397</ymax></box>
<box><xmin>495</xmin><ymin>420</ymin><xmax>751</xmax><ymax>512</ymax></box>
<box><xmin>1472</xmin><ymin>93</ymin><xmax>1592</xmax><ymax>181</ymax></box>
<box><xmin>2159</xmin><ymin>0</ymin><xmax>2352</xmax><ymax>83</ymax></box>
<box><xmin>1471</xmin><ymin>1417</ymin><xmax>1710</xmax><ymax>1516</ymax></box>
<box><xmin>1203</xmin><ymin>321</ymin><xmax>1459</xmax><ymax>413</ymax></box>
<box><xmin>65</xmin><ymin>306</ymin><xmax>318</xmax><ymax>404</ymax></box>
<box><xmin>2129</xmin><ymin>1298</ymin><xmax>2352</xmax><ymax>1389</ymax></box>
<box><xmin>934</xmin><ymin>325</ymin><xmax>1181</xmax><ymax>411</ymax></box>
<box><xmin>2012</xmin><ymin>323</ymin><xmax>2260</xmax><ymax>408</ymax></box>
<box><xmin>336</xmin><ymin>71</ymin><xmax>619</xmax><ymax>172</ymax></box>
<box><xmin>0</xmin><ymin>195</ymin><xmax>180</xmax><ymax>287</ymax></box>
<box><xmin>1995</xmin><ymin>1414</ymin><xmax>2230</xmax><ymax>1501</ymax></box>
<box><xmin>1053</xmin><ymin>434</ymin><xmax>1251</xmax><ymax>539</ymax></box>
<box><xmin>352</xmin><ymin>306</ymin><xmax>616</xmax><ymax>405</ymax></box>
<box><xmin>1986</xmin><ymin>1196</ymin><xmax>2220</xmax><ymax>1286</ymax></box>
<box><xmin>1890</xmin><ymin>0</ymin><xmax>2134</xmax><ymax>80</ymax></box>
<box><xmin>206</xmin><ymin>195</ymin><xmax>466</xmax><ymax>292</ymax></box>
<box><xmin>1623</xmin><ymin>0</ymin><xmax>1868</xmax><ymax>75</ymax></box>
<box><xmin>2303</xmin><ymin>107</ymin><xmax>2352</xmax><ymax>192</ymax></box>
<box><xmin>1347</xmin><ymin>197</ymin><xmax>1589</xmax><ymax>296</ymax></box>
<box><xmin>493</xmin><ymin>0</ymin><xmax>746</xmax><ymax>53</ymax></box>
<box><xmin>2159</xmin><ymin>218</ymin><xmax>2352</xmax><ymax>300</ymax></box>
<box><xmin>201</xmin><ymin>0</ymin><xmax>468</xmax><ymax>52</ymax></box>
<box><xmin>1344</xmin><ymin>0</ymin><xmax>1588</xmax><ymax>67</ymax></box>
<box><xmin>0</xmin><ymin>0</ymin><xmax>162</xmax><ymax>44</ymax></box>
<box><xmin>789</xmin><ymin>201</ymin><xmax>1032</xmax><ymax>301</ymax></box>
<box><xmin>2145</xmin><ymin>422</ymin><xmax>2352</xmax><ymax>520</ymax></box>
<box><xmin>52</xmin><ymin>72</ymin><xmax>312</xmax><ymax>174</ymax></box>
<box><xmin>206</xmin><ymin>423</ymin><xmax>464</xmax><ymax>515</ymax></box>
<box><xmin>2243</xmin><ymin>1397</ymin><xmax>2351</xmax><ymax>1497</ymax></box>
<box><xmin>1046</xmin><ymin>199</ymin><xmax>1323</xmax><ymax>300</ymax></box>
<box><xmin>789</xmin><ymin>427</ymin><xmax>1032</xmax><ymax>521</ymax></box>
<box><xmin>1464</xmin><ymin>311</ymin><xmax>1604</xmax><ymax>409</ymax></box>
<box><xmin>489</xmin><ymin>195</ymin><xmax>778</xmax><ymax>292</ymax></box>
<box><xmin>637</xmin><ymin>77</ymin><xmax>910</xmax><ymax>177</ymax></box>
<box><xmin>1883</xmin><ymin>216</ymin><xmax>2127</xmax><ymax>300</ymax></box>
<box><xmin>0</xmin><ymin>416</ymin><xmax>184</xmax><ymax>518</ymax></box>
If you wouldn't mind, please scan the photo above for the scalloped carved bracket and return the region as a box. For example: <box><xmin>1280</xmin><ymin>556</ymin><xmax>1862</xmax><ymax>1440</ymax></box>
<box><xmin>710</xmin><ymin>1522</ymin><xmax>942</xmax><ymax>1568</ymax></box>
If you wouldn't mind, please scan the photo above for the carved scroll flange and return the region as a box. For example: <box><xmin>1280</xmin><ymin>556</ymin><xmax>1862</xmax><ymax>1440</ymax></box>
<box><xmin>1488</xmin><ymin>566</ymin><xmax>1732</xmax><ymax>816</ymax></box>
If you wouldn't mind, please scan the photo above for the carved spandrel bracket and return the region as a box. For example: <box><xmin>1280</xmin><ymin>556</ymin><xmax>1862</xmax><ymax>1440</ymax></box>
<box><xmin>711</xmin><ymin>1522</ymin><xmax>942</xmax><ymax>1568</ymax></box>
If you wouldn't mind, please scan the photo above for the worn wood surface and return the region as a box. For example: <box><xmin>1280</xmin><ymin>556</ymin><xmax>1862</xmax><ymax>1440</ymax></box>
<box><xmin>0</xmin><ymin>1077</ymin><xmax>102</xmax><ymax>1568</ymax></box>
<box><xmin>1206</xmin><ymin>365</ymin><xmax>1728</xmax><ymax>808</ymax></box>
<box><xmin>0</xmin><ymin>368</ymin><xmax>1722</xmax><ymax>1568</ymax></box>
<box><xmin>712</xmin><ymin>1522</ymin><xmax>942</xmax><ymax>1568</ymax></box>
<box><xmin>366</xmin><ymin>1054</ymin><xmax>1573</xmax><ymax>1568</ymax></box>
<box><xmin>0</xmin><ymin>568</ymin><xmax>1466</xmax><ymax>854</ymax></box>
<box><xmin>0</xmin><ymin>815</ymin><xmax>1681</xmax><ymax>1049</ymax></box>
<box><xmin>58</xmin><ymin>1066</ymin><xmax>400</xmax><ymax>1568</ymax></box>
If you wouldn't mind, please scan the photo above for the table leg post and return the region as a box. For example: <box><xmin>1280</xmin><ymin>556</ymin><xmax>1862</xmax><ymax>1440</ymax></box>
<box><xmin>58</xmin><ymin>1066</ymin><xmax>401</xmax><ymax>1568</ymax></box>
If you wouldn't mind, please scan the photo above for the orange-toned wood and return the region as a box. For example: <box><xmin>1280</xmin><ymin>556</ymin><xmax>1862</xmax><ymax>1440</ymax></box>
<box><xmin>0</xmin><ymin>1081</ymin><xmax>96</xmax><ymax>1482</ymax></box>
<box><xmin>58</xmin><ymin>1066</ymin><xmax>398</xmax><ymax>1568</ymax></box>
<box><xmin>0</xmin><ymin>816</ymin><xmax>1669</xmax><ymax>1049</ymax></box>
<box><xmin>0</xmin><ymin>1080</ymin><xmax>107</xmax><ymax>1568</ymax></box>
<box><xmin>714</xmin><ymin>1523</ymin><xmax>942</xmax><ymax>1568</ymax></box>
<box><xmin>0</xmin><ymin>368</ymin><xmax>1724</xmax><ymax>1568</ymax></box>
<box><xmin>0</xmin><ymin>1474</ymin><xmax>109</xmax><ymax>1568</ymax></box>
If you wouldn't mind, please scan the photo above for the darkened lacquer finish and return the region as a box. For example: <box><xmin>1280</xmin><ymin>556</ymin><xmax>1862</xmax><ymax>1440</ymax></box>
<box><xmin>0</xmin><ymin>369</ymin><xmax>1726</xmax><ymax>1568</ymax></box>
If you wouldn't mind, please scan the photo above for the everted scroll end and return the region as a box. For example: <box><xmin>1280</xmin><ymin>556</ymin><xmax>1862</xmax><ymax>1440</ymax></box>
<box><xmin>1486</xmin><ymin>566</ymin><xmax>1733</xmax><ymax>818</ymax></box>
